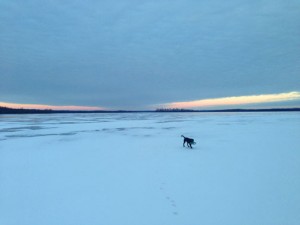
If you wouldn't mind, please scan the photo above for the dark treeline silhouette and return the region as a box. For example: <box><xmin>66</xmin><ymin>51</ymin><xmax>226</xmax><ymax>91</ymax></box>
<box><xmin>155</xmin><ymin>108</ymin><xmax>196</xmax><ymax>112</ymax></box>
<box><xmin>0</xmin><ymin>106</ymin><xmax>147</xmax><ymax>114</ymax></box>
<box><xmin>0</xmin><ymin>106</ymin><xmax>53</xmax><ymax>114</ymax></box>
<box><xmin>1</xmin><ymin>106</ymin><xmax>299</xmax><ymax>114</ymax></box>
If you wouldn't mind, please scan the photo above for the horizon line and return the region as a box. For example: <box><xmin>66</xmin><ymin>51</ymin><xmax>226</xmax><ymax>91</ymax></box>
<box><xmin>1</xmin><ymin>91</ymin><xmax>300</xmax><ymax>111</ymax></box>
<box><xmin>1</xmin><ymin>105</ymin><xmax>300</xmax><ymax>113</ymax></box>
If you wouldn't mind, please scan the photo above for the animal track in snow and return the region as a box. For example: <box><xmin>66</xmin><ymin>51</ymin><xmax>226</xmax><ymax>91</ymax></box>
<box><xmin>159</xmin><ymin>182</ymin><xmax>179</xmax><ymax>216</ymax></box>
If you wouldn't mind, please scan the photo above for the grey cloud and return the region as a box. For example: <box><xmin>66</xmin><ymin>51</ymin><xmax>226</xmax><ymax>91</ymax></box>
<box><xmin>1</xmin><ymin>0</ymin><xmax>300</xmax><ymax>109</ymax></box>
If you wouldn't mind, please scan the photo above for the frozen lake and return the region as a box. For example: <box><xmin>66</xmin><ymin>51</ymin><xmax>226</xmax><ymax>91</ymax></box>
<box><xmin>1</xmin><ymin>112</ymin><xmax>300</xmax><ymax>225</ymax></box>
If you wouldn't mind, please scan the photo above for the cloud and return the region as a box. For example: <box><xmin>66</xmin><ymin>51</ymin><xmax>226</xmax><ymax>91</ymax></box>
<box><xmin>0</xmin><ymin>102</ymin><xmax>105</xmax><ymax>111</ymax></box>
<box><xmin>1</xmin><ymin>1</ymin><xmax>300</xmax><ymax>109</ymax></box>
<box><xmin>157</xmin><ymin>92</ymin><xmax>300</xmax><ymax>109</ymax></box>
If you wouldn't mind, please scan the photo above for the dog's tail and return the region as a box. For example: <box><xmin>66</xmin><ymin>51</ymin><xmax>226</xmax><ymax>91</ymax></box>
<box><xmin>192</xmin><ymin>142</ymin><xmax>196</xmax><ymax>145</ymax></box>
<box><xmin>181</xmin><ymin>135</ymin><xmax>185</xmax><ymax>138</ymax></box>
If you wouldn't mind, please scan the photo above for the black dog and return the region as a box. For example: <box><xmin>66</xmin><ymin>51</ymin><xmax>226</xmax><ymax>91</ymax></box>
<box><xmin>181</xmin><ymin>135</ymin><xmax>196</xmax><ymax>148</ymax></box>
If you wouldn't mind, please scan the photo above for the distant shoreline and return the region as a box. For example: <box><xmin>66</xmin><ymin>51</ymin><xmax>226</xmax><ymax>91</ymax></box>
<box><xmin>1</xmin><ymin>106</ymin><xmax>300</xmax><ymax>114</ymax></box>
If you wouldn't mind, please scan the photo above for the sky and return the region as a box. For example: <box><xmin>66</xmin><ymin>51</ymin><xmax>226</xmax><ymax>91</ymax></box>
<box><xmin>1</xmin><ymin>0</ymin><xmax>300</xmax><ymax>110</ymax></box>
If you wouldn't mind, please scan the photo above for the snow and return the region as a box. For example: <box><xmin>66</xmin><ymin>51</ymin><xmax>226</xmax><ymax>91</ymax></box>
<box><xmin>0</xmin><ymin>112</ymin><xmax>300</xmax><ymax>225</ymax></box>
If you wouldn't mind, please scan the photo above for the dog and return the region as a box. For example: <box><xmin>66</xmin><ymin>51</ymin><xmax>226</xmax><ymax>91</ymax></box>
<box><xmin>181</xmin><ymin>135</ymin><xmax>196</xmax><ymax>148</ymax></box>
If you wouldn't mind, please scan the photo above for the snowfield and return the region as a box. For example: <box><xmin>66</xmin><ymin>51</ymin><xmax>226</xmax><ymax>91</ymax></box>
<box><xmin>1</xmin><ymin>112</ymin><xmax>300</xmax><ymax>225</ymax></box>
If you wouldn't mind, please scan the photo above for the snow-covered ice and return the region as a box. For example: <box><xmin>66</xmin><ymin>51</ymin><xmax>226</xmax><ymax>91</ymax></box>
<box><xmin>1</xmin><ymin>112</ymin><xmax>300</xmax><ymax>225</ymax></box>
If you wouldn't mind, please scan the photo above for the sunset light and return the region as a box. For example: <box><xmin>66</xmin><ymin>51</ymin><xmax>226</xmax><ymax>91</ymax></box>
<box><xmin>0</xmin><ymin>102</ymin><xmax>105</xmax><ymax>111</ymax></box>
<box><xmin>158</xmin><ymin>92</ymin><xmax>300</xmax><ymax>109</ymax></box>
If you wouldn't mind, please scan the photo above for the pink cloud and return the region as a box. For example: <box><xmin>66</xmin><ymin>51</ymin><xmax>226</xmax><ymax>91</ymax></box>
<box><xmin>0</xmin><ymin>102</ymin><xmax>106</xmax><ymax>111</ymax></box>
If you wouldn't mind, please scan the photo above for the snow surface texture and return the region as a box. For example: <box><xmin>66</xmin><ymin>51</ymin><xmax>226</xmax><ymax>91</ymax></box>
<box><xmin>0</xmin><ymin>112</ymin><xmax>300</xmax><ymax>225</ymax></box>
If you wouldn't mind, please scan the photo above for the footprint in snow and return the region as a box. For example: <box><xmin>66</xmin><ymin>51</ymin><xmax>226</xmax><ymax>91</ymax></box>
<box><xmin>160</xmin><ymin>183</ymin><xmax>179</xmax><ymax>216</ymax></box>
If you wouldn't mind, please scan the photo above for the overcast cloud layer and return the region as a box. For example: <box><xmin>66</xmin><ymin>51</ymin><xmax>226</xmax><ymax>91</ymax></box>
<box><xmin>1</xmin><ymin>0</ymin><xmax>300</xmax><ymax>109</ymax></box>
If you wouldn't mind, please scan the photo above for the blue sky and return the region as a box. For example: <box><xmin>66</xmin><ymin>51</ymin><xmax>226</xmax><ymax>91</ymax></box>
<box><xmin>1</xmin><ymin>0</ymin><xmax>300</xmax><ymax>110</ymax></box>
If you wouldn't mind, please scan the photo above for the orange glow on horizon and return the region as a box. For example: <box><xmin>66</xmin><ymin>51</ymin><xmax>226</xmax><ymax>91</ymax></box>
<box><xmin>158</xmin><ymin>92</ymin><xmax>300</xmax><ymax>109</ymax></box>
<box><xmin>0</xmin><ymin>102</ymin><xmax>106</xmax><ymax>111</ymax></box>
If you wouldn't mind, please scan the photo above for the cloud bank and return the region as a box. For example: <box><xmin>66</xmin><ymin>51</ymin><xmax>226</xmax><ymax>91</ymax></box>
<box><xmin>0</xmin><ymin>0</ymin><xmax>299</xmax><ymax>109</ymax></box>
